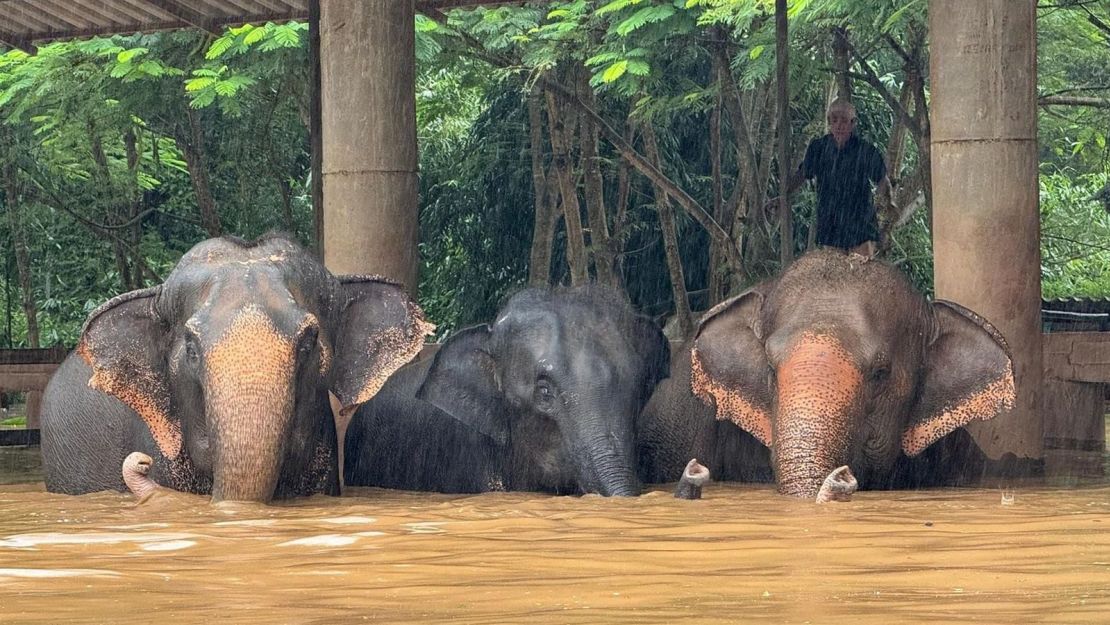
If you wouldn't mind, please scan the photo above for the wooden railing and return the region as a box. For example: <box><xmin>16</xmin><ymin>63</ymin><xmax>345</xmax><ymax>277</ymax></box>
<box><xmin>0</xmin><ymin>346</ymin><xmax>68</xmax><ymax>444</ymax></box>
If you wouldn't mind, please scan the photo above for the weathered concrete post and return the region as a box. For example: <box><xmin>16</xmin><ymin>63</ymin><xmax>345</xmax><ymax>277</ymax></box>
<box><xmin>929</xmin><ymin>0</ymin><xmax>1042</xmax><ymax>463</ymax></box>
<box><xmin>319</xmin><ymin>0</ymin><xmax>419</xmax><ymax>289</ymax></box>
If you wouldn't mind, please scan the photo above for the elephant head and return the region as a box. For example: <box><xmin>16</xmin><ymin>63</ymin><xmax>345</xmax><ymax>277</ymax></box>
<box><xmin>417</xmin><ymin>287</ymin><xmax>669</xmax><ymax>496</ymax></box>
<box><xmin>77</xmin><ymin>234</ymin><xmax>432</xmax><ymax>502</ymax></box>
<box><xmin>691</xmin><ymin>249</ymin><xmax>1015</xmax><ymax>498</ymax></box>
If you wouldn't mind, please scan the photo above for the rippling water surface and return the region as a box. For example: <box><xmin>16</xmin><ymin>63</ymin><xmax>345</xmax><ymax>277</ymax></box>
<box><xmin>1</xmin><ymin>469</ymin><xmax>1109</xmax><ymax>624</ymax></box>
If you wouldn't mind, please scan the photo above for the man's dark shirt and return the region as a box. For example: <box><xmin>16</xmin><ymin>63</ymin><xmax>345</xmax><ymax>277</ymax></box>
<box><xmin>800</xmin><ymin>133</ymin><xmax>886</xmax><ymax>249</ymax></box>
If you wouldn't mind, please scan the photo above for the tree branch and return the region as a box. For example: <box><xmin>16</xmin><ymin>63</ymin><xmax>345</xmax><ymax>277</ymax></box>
<box><xmin>417</xmin><ymin>0</ymin><xmax>525</xmax><ymax>10</ymax></box>
<box><xmin>1039</xmin><ymin>95</ymin><xmax>1110</xmax><ymax>108</ymax></box>
<box><xmin>843</xmin><ymin>37</ymin><xmax>923</xmax><ymax>139</ymax></box>
<box><xmin>1080</xmin><ymin>4</ymin><xmax>1110</xmax><ymax>39</ymax></box>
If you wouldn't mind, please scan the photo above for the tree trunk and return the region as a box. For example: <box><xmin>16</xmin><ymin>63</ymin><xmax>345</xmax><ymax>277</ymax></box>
<box><xmin>609</xmin><ymin>122</ymin><xmax>634</xmax><ymax>281</ymax></box>
<box><xmin>180</xmin><ymin>106</ymin><xmax>222</xmax><ymax>237</ymax></box>
<box><xmin>739</xmin><ymin>83</ymin><xmax>780</xmax><ymax>284</ymax></box>
<box><xmin>528</xmin><ymin>85</ymin><xmax>557</xmax><ymax>286</ymax></box>
<box><xmin>708</xmin><ymin>39</ymin><xmax>729</xmax><ymax>304</ymax></box>
<box><xmin>124</xmin><ymin>128</ymin><xmax>144</xmax><ymax>288</ymax></box>
<box><xmin>832</xmin><ymin>27</ymin><xmax>852</xmax><ymax>102</ymax></box>
<box><xmin>643</xmin><ymin>123</ymin><xmax>692</xmax><ymax>338</ymax></box>
<box><xmin>544</xmin><ymin>87</ymin><xmax>589</xmax><ymax>286</ymax></box>
<box><xmin>775</xmin><ymin>0</ymin><xmax>794</xmax><ymax>265</ymax></box>
<box><xmin>1</xmin><ymin>154</ymin><xmax>39</xmax><ymax>348</ymax></box>
<box><xmin>277</xmin><ymin>174</ymin><xmax>295</xmax><ymax>233</ymax></box>
<box><xmin>87</xmin><ymin>119</ymin><xmax>137</xmax><ymax>291</ymax></box>
<box><xmin>911</xmin><ymin>63</ymin><xmax>933</xmax><ymax>230</ymax></box>
<box><xmin>578</xmin><ymin>70</ymin><xmax>617</xmax><ymax>287</ymax></box>
<box><xmin>885</xmin><ymin>82</ymin><xmax>913</xmax><ymax>181</ymax></box>
<box><xmin>540</xmin><ymin>77</ymin><xmax>742</xmax><ymax>277</ymax></box>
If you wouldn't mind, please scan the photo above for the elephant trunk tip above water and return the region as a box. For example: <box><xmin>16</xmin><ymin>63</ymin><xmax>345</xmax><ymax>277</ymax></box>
<box><xmin>122</xmin><ymin>452</ymin><xmax>158</xmax><ymax>501</ymax></box>
<box><xmin>674</xmin><ymin>459</ymin><xmax>710</xmax><ymax>500</ymax></box>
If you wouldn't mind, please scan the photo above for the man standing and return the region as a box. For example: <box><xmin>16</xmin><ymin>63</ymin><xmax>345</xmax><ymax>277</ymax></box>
<box><xmin>770</xmin><ymin>98</ymin><xmax>892</xmax><ymax>256</ymax></box>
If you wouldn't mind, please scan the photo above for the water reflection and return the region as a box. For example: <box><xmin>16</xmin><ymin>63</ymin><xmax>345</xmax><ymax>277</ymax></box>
<box><xmin>0</xmin><ymin>479</ymin><xmax>1108</xmax><ymax>624</ymax></box>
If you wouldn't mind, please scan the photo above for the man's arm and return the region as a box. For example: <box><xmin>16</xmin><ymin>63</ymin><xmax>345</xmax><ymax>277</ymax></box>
<box><xmin>784</xmin><ymin>168</ymin><xmax>807</xmax><ymax>196</ymax></box>
<box><xmin>763</xmin><ymin>140</ymin><xmax>815</xmax><ymax>211</ymax></box>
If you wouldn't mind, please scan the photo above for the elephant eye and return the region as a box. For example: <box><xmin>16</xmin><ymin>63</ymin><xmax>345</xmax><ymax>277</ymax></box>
<box><xmin>297</xmin><ymin>325</ymin><xmax>319</xmax><ymax>356</ymax></box>
<box><xmin>184</xmin><ymin>335</ymin><xmax>200</xmax><ymax>364</ymax></box>
<box><xmin>869</xmin><ymin>365</ymin><xmax>890</xmax><ymax>383</ymax></box>
<box><xmin>533</xmin><ymin>378</ymin><xmax>557</xmax><ymax>410</ymax></box>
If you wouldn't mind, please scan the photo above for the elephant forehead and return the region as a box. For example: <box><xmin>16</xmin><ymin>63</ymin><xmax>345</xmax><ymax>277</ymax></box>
<box><xmin>204</xmin><ymin>305</ymin><xmax>300</xmax><ymax>385</ymax></box>
<box><xmin>766</xmin><ymin>315</ymin><xmax>875</xmax><ymax>366</ymax></box>
<box><xmin>492</xmin><ymin>313</ymin><xmax>558</xmax><ymax>354</ymax></box>
<box><xmin>178</xmin><ymin>234</ymin><xmax>299</xmax><ymax>265</ymax></box>
<box><xmin>777</xmin><ymin>332</ymin><xmax>863</xmax><ymax>409</ymax></box>
<box><xmin>188</xmin><ymin>278</ymin><xmax>317</xmax><ymax>337</ymax></box>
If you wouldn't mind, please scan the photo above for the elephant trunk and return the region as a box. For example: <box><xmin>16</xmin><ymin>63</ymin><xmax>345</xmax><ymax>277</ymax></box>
<box><xmin>773</xmin><ymin>333</ymin><xmax>862</xmax><ymax>499</ymax></box>
<box><xmin>204</xmin><ymin>309</ymin><xmax>299</xmax><ymax>502</ymax></box>
<box><xmin>585</xmin><ymin>449</ymin><xmax>641</xmax><ymax>497</ymax></box>
<box><xmin>573</xmin><ymin>411</ymin><xmax>641</xmax><ymax>497</ymax></box>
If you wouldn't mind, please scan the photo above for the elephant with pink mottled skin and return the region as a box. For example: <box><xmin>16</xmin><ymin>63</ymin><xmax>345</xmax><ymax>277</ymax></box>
<box><xmin>638</xmin><ymin>249</ymin><xmax>1018</xmax><ymax>499</ymax></box>
<box><xmin>42</xmin><ymin>234</ymin><xmax>433</xmax><ymax>503</ymax></box>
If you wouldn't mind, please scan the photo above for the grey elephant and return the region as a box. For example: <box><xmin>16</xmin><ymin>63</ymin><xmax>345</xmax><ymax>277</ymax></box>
<box><xmin>344</xmin><ymin>287</ymin><xmax>670</xmax><ymax>496</ymax></box>
<box><xmin>41</xmin><ymin>234</ymin><xmax>433</xmax><ymax>502</ymax></box>
<box><xmin>638</xmin><ymin>249</ymin><xmax>1016</xmax><ymax>498</ymax></box>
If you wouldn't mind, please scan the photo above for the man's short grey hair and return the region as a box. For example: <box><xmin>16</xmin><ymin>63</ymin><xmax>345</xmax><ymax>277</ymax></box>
<box><xmin>826</xmin><ymin>98</ymin><xmax>857</xmax><ymax>119</ymax></box>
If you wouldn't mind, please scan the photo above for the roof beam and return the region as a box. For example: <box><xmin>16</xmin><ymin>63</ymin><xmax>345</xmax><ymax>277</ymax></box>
<box><xmin>0</xmin><ymin>27</ymin><xmax>35</xmax><ymax>54</ymax></box>
<box><xmin>417</xmin><ymin>0</ymin><xmax>526</xmax><ymax>10</ymax></box>
<box><xmin>138</xmin><ymin>0</ymin><xmax>220</xmax><ymax>34</ymax></box>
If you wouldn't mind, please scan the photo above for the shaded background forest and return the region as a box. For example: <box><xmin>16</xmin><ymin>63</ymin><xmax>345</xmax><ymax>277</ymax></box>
<box><xmin>0</xmin><ymin>0</ymin><xmax>1108</xmax><ymax>349</ymax></box>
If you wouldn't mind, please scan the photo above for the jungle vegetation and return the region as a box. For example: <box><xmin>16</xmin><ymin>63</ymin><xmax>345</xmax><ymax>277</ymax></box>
<box><xmin>0</xmin><ymin>0</ymin><xmax>1108</xmax><ymax>348</ymax></box>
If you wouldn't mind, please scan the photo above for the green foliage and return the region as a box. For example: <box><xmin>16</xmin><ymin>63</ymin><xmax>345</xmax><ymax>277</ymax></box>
<box><xmin>0</xmin><ymin>1</ymin><xmax>1108</xmax><ymax>348</ymax></box>
<box><xmin>0</xmin><ymin>26</ymin><xmax>314</xmax><ymax>347</ymax></box>
<box><xmin>1040</xmin><ymin>171</ymin><xmax>1110</xmax><ymax>299</ymax></box>
<box><xmin>185</xmin><ymin>66</ymin><xmax>258</xmax><ymax>110</ymax></box>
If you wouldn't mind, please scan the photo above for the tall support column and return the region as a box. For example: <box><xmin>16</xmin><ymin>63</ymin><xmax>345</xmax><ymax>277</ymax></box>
<box><xmin>929</xmin><ymin>0</ymin><xmax>1042</xmax><ymax>461</ymax></box>
<box><xmin>320</xmin><ymin>0</ymin><xmax>419</xmax><ymax>289</ymax></box>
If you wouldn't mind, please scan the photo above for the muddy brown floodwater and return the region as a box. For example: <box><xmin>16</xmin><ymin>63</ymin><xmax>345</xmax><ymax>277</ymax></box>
<box><xmin>1</xmin><ymin>475</ymin><xmax>1109</xmax><ymax>625</ymax></box>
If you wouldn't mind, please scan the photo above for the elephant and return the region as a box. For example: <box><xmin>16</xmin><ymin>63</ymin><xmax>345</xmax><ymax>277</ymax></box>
<box><xmin>638</xmin><ymin>248</ymin><xmax>1017</xmax><ymax>498</ymax></box>
<box><xmin>344</xmin><ymin>286</ymin><xmax>670</xmax><ymax>496</ymax></box>
<box><xmin>41</xmin><ymin>234</ymin><xmax>433</xmax><ymax>502</ymax></box>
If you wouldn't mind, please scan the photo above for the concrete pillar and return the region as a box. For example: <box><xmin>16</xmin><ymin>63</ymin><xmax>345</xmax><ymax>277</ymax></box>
<box><xmin>319</xmin><ymin>0</ymin><xmax>419</xmax><ymax>290</ymax></box>
<box><xmin>929</xmin><ymin>0</ymin><xmax>1042</xmax><ymax>461</ymax></box>
<box><xmin>24</xmin><ymin>390</ymin><xmax>41</xmax><ymax>430</ymax></box>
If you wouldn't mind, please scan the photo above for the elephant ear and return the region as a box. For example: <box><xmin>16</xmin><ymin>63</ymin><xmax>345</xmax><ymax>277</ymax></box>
<box><xmin>690</xmin><ymin>286</ymin><xmax>774</xmax><ymax>447</ymax></box>
<box><xmin>330</xmin><ymin>276</ymin><xmax>436</xmax><ymax>414</ymax></box>
<box><xmin>902</xmin><ymin>301</ymin><xmax>1016</xmax><ymax>456</ymax></box>
<box><xmin>416</xmin><ymin>324</ymin><xmax>509</xmax><ymax>446</ymax></box>
<box><xmin>76</xmin><ymin>287</ymin><xmax>182</xmax><ymax>460</ymax></box>
<box><xmin>631</xmin><ymin>315</ymin><xmax>671</xmax><ymax>408</ymax></box>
